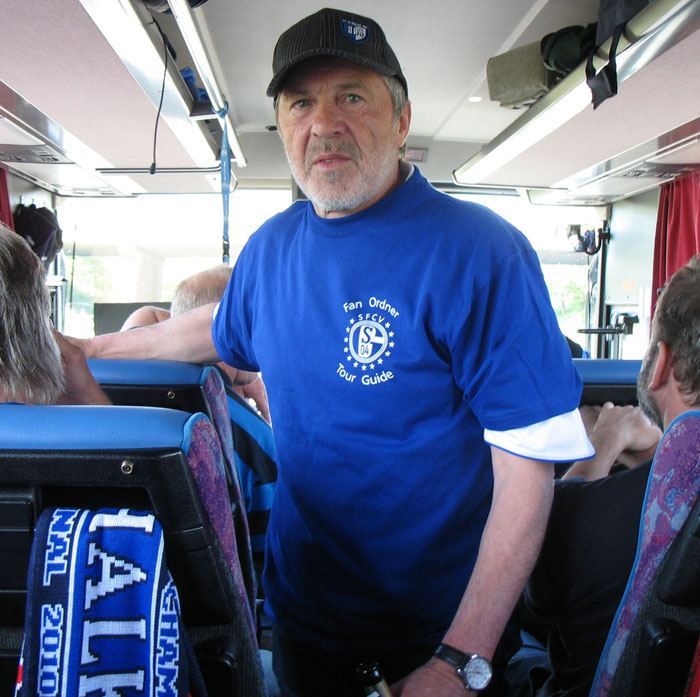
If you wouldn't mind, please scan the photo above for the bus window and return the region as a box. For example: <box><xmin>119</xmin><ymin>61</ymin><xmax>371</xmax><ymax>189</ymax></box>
<box><xmin>56</xmin><ymin>189</ymin><xmax>291</xmax><ymax>336</ymax></box>
<box><xmin>446</xmin><ymin>189</ymin><xmax>606</xmax><ymax>351</ymax></box>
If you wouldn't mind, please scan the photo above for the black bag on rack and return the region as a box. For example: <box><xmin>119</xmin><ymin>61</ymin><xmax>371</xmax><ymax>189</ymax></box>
<box><xmin>12</xmin><ymin>204</ymin><xmax>63</xmax><ymax>268</ymax></box>
<box><xmin>586</xmin><ymin>0</ymin><xmax>653</xmax><ymax>109</ymax></box>
<box><xmin>541</xmin><ymin>23</ymin><xmax>598</xmax><ymax>79</ymax></box>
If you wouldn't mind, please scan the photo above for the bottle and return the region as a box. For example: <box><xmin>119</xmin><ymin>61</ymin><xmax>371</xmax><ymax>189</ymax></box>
<box><xmin>356</xmin><ymin>661</ymin><xmax>394</xmax><ymax>697</ymax></box>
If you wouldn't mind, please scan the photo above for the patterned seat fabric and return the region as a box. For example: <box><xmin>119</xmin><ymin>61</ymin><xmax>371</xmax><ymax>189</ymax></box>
<box><xmin>200</xmin><ymin>367</ymin><xmax>258</xmax><ymax>611</ymax></box>
<box><xmin>590</xmin><ymin>411</ymin><xmax>700</xmax><ymax>697</ymax></box>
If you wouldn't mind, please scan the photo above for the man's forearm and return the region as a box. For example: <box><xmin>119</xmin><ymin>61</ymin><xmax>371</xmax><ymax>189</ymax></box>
<box><xmin>442</xmin><ymin>449</ymin><xmax>554</xmax><ymax>659</ymax></box>
<box><xmin>84</xmin><ymin>303</ymin><xmax>220</xmax><ymax>364</ymax></box>
<box><xmin>395</xmin><ymin>449</ymin><xmax>554</xmax><ymax>696</ymax></box>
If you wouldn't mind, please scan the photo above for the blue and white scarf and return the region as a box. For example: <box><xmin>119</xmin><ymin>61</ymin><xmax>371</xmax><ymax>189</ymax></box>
<box><xmin>16</xmin><ymin>508</ymin><xmax>206</xmax><ymax>697</ymax></box>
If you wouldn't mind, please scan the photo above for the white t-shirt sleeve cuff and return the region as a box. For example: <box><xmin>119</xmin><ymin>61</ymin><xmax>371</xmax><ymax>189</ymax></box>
<box><xmin>484</xmin><ymin>409</ymin><xmax>594</xmax><ymax>462</ymax></box>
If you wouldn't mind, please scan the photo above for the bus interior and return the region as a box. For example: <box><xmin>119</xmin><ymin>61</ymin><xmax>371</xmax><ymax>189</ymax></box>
<box><xmin>1</xmin><ymin>0</ymin><xmax>700</xmax><ymax>694</ymax></box>
<box><xmin>0</xmin><ymin>0</ymin><xmax>698</xmax><ymax>356</ymax></box>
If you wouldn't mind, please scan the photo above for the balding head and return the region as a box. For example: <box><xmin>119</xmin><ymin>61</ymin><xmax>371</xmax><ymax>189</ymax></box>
<box><xmin>170</xmin><ymin>265</ymin><xmax>232</xmax><ymax>316</ymax></box>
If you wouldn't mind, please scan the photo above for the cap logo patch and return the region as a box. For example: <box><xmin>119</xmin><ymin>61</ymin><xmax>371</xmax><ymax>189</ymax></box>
<box><xmin>341</xmin><ymin>19</ymin><xmax>369</xmax><ymax>42</ymax></box>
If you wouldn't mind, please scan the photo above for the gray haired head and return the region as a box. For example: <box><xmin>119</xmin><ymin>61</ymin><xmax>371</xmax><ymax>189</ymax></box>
<box><xmin>0</xmin><ymin>222</ymin><xmax>64</xmax><ymax>404</ymax></box>
<box><xmin>170</xmin><ymin>265</ymin><xmax>232</xmax><ymax>316</ymax></box>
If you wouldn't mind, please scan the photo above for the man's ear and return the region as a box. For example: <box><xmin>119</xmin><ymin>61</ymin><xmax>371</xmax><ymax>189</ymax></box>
<box><xmin>649</xmin><ymin>341</ymin><xmax>673</xmax><ymax>391</ymax></box>
<box><xmin>397</xmin><ymin>101</ymin><xmax>411</xmax><ymax>149</ymax></box>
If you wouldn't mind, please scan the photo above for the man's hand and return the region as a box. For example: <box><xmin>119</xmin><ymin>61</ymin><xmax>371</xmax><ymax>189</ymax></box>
<box><xmin>566</xmin><ymin>402</ymin><xmax>661</xmax><ymax>479</ymax></box>
<box><xmin>392</xmin><ymin>657</ymin><xmax>472</xmax><ymax>697</ymax></box>
<box><xmin>54</xmin><ymin>332</ymin><xmax>111</xmax><ymax>405</ymax></box>
<box><xmin>591</xmin><ymin>402</ymin><xmax>661</xmax><ymax>465</ymax></box>
<box><xmin>230</xmin><ymin>370</ymin><xmax>271</xmax><ymax>423</ymax></box>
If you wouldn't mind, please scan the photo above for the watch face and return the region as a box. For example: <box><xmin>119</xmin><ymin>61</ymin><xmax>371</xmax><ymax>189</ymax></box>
<box><xmin>464</xmin><ymin>656</ymin><xmax>492</xmax><ymax>691</ymax></box>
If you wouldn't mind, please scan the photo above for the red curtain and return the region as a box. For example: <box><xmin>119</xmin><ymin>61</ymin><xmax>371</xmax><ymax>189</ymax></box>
<box><xmin>652</xmin><ymin>171</ymin><xmax>700</xmax><ymax>316</ymax></box>
<box><xmin>0</xmin><ymin>167</ymin><xmax>14</xmax><ymax>230</ymax></box>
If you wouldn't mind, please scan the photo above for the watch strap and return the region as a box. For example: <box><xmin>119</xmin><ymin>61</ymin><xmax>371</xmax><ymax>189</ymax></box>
<box><xmin>434</xmin><ymin>643</ymin><xmax>469</xmax><ymax>671</ymax></box>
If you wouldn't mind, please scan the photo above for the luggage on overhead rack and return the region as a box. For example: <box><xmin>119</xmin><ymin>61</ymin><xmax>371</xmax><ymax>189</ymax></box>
<box><xmin>486</xmin><ymin>41</ymin><xmax>554</xmax><ymax>109</ymax></box>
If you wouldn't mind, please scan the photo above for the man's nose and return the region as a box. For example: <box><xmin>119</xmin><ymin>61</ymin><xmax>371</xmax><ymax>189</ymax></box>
<box><xmin>311</xmin><ymin>100</ymin><xmax>346</xmax><ymax>138</ymax></box>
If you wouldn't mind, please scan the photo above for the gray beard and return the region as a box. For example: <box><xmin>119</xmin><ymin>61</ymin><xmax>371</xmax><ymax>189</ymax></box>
<box><xmin>637</xmin><ymin>349</ymin><xmax>664</xmax><ymax>430</ymax></box>
<box><xmin>285</xmin><ymin>142</ymin><xmax>398</xmax><ymax>214</ymax></box>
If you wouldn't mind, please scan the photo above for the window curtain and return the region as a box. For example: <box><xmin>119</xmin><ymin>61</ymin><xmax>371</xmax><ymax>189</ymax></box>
<box><xmin>0</xmin><ymin>167</ymin><xmax>14</xmax><ymax>230</ymax></box>
<box><xmin>652</xmin><ymin>171</ymin><xmax>700</xmax><ymax>316</ymax></box>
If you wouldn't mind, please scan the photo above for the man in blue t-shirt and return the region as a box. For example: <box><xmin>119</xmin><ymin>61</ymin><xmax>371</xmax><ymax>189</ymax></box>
<box><xmin>84</xmin><ymin>8</ymin><xmax>593</xmax><ymax>696</ymax></box>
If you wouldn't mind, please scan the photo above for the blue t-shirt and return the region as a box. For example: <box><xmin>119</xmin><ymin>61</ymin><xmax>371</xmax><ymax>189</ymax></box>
<box><xmin>213</xmin><ymin>167</ymin><xmax>582</xmax><ymax>652</ymax></box>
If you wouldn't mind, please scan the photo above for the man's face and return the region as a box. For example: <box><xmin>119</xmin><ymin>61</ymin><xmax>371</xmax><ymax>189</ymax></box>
<box><xmin>276</xmin><ymin>59</ymin><xmax>410</xmax><ymax>218</ymax></box>
<box><xmin>637</xmin><ymin>341</ymin><xmax>664</xmax><ymax>430</ymax></box>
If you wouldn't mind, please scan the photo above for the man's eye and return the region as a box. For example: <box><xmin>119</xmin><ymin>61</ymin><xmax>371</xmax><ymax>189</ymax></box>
<box><xmin>292</xmin><ymin>99</ymin><xmax>310</xmax><ymax>109</ymax></box>
<box><xmin>345</xmin><ymin>94</ymin><xmax>362</xmax><ymax>103</ymax></box>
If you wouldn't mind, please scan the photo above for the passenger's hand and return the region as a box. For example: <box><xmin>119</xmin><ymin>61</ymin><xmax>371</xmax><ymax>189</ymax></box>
<box><xmin>230</xmin><ymin>370</ymin><xmax>271</xmax><ymax>424</ymax></box>
<box><xmin>591</xmin><ymin>402</ymin><xmax>661</xmax><ymax>466</ymax></box>
<box><xmin>579</xmin><ymin>404</ymin><xmax>602</xmax><ymax>435</ymax></box>
<box><xmin>65</xmin><ymin>334</ymin><xmax>97</xmax><ymax>358</ymax></box>
<box><xmin>392</xmin><ymin>658</ymin><xmax>472</xmax><ymax>697</ymax></box>
<box><xmin>54</xmin><ymin>332</ymin><xmax>111</xmax><ymax>405</ymax></box>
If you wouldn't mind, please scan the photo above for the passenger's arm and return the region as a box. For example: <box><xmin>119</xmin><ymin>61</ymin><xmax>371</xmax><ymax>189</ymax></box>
<box><xmin>81</xmin><ymin>303</ymin><xmax>220</xmax><ymax>364</ymax></box>
<box><xmin>394</xmin><ymin>448</ymin><xmax>554</xmax><ymax>696</ymax></box>
<box><xmin>563</xmin><ymin>402</ymin><xmax>661</xmax><ymax>481</ymax></box>
<box><xmin>120</xmin><ymin>305</ymin><xmax>171</xmax><ymax>331</ymax></box>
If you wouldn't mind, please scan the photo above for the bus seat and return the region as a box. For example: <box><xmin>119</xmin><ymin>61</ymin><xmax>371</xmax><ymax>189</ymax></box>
<box><xmin>590</xmin><ymin>410</ymin><xmax>700</xmax><ymax>697</ymax></box>
<box><xmin>89</xmin><ymin>358</ymin><xmax>257</xmax><ymax>609</ymax></box>
<box><xmin>573</xmin><ymin>359</ymin><xmax>642</xmax><ymax>406</ymax></box>
<box><xmin>225</xmin><ymin>388</ymin><xmax>278</xmax><ymax>591</ymax></box>
<box><xmin>0</xmin><ymin>404</ymin><xmax>266</xmax><ymax>697</ymax></box>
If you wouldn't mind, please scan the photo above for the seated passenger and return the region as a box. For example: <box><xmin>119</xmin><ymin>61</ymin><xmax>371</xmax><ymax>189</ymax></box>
<box><xmin>0</xmin><ymin>222</ymin><xmax>108</xmax><ymax>406</ymax></box>
<box><xmin>116</xmin><ymin>264</ymin><xmax>277</xmax><ymax>580</ymax></box>
<box><xmin>119</xmin><ymin>266</ymin><xmax>270</xmax><ymax>422</ymax></box>
<box><xmin>120</xmin><ymin>304</ymin><xmax>171</xmax><ymax>331</ymax></box>
<box><xmin>518</xmin><ymin>254</ymin><xmax>700</xmax><ymax>697</ymax></box>
<box><xmin>170</xmin><ymin>266</ymin><xmax>277</xmax><ymax>581</ymax></box>
<box><xmin>562</xmin><ymin>402</ymin><xmax>661</xmax><ymax>481</ymax></box>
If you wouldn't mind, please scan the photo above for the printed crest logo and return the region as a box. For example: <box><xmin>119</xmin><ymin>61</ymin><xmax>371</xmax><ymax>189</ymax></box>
<box><xmin>349</xmin><ymin>320</ymin><xmax>388</xmax><ymax>364</ymax></box>
<box><xmin>339</xmin><ymin>296</ymin><xmax>399</xmax><ymax>387</ymax></box>
<box><xmin>341</xmin><ymin>19</ymin><xmax>369</xmax><ymax>42</ymax></box>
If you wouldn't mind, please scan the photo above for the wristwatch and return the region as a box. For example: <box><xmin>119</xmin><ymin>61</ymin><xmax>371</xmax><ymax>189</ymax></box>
<box><xmin>433</xmin><ymin>643</ymin><xmax>492</xmax><ymax>691</ymax></box>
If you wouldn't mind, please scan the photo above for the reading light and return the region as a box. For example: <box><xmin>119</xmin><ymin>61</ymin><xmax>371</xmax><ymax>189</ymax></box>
<box><xmin>454</xmin><ymin>81</ymin><xmax>591</xmax><ymax>184</ymax></box>
<box><xmin>166</xmin><ymin>0</ymin><xmax>247</xmax><ymax>167</ymax></box>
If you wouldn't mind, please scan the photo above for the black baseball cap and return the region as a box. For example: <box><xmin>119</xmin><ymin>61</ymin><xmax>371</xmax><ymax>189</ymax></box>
<box><xmin>267</xmin><ymin>7</ymin><xmax>407</xmax><ymax>98</ymax></box>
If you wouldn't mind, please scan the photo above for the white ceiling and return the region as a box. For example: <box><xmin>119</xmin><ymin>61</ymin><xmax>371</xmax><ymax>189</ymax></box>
<box><xmin>1</xmin><ymin>0</ymin><xmax>697</xmax><ymax>196</ymax></box>
<box><xmin>186</xmin><ymin>0</ymin><xmax>601</xmax><ymax>141</ymax></box>
<box><xmin>0</xmin><ymin>0</ymin><xmax>601</xmax><ymax>189</ymax></box>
